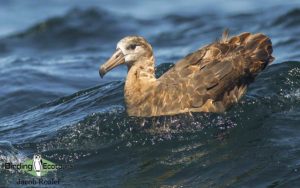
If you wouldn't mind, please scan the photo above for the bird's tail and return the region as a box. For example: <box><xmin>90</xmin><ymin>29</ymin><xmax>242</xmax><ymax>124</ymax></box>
<box><xmin>228</xmin><ymin>32</ymin><xmax>275</xmax><ymax>75</ymax></box>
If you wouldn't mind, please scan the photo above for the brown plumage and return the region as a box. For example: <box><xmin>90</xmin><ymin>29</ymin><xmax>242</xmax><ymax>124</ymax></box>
<box><xmin>99</xmin><ymin>31</ymin><xmax>274</xmax><ymax>117</ymax></box>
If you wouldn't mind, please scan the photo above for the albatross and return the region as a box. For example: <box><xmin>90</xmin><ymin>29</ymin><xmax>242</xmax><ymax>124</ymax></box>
<box><xmin>99</xmin><ymin>31</ymin><xmax>274</xmax><ymax>117</ymax></box>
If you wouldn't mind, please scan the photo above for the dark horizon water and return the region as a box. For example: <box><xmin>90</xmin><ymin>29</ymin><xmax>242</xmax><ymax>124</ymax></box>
<box><xmin>1</xmin><ymin>0</ymin><xmax>300</xmax><ymax>187</ymax></box>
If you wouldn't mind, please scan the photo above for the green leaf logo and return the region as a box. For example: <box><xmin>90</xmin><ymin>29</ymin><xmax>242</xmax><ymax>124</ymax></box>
<box><xmin>20</xmin><ymin>155</ymin><xmax>57</xmax><ymax>177</ymax></box>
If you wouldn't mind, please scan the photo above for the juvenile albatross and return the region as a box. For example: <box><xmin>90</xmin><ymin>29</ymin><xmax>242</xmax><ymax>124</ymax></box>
<box><xmin>99</xmin><ymin>31</ymin><xmax>274</xmax><ymax>117</ymax></box>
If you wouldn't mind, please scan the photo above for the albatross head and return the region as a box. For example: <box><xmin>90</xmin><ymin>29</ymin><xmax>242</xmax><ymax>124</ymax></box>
<box><xmin>99</xmin><ymin>36</ymin><xmax>153</xmax><ymax>78</ymax></box>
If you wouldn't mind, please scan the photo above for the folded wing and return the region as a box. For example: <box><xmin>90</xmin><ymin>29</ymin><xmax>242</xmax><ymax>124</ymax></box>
<box><xmin>157</xmin><ymin>32</ymin><xmax>274</xmax><ymax>113</ymax></box>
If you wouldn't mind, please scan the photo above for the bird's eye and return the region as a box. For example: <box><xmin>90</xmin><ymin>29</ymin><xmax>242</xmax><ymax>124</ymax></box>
<box><xmin>127</xmin><ymin>44</ymin><xmax>137</xmax><ymax>50</ymax></box>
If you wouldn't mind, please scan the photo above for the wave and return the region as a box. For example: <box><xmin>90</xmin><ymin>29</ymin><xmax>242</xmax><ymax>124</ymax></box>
<box><xmin>0</xmin><ymin>8</ymin><xmax>137</xmax><ymax>54</ymax></box>
<box><xmin>0</xmin><ymin>61</ymin><xmax>299</xmax><ymax>147</ymax></box>
<box><xmin>272</xmin><ymin>8</ymin><xmax>300</xmax><ymax>28</ymax></box>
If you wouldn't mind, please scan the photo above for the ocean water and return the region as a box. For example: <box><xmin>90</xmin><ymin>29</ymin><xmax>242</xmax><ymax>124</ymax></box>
<box><xmin>1</xmin><ymin>0</ymin><xmax>300</xmax><ymax>187</ymax></box>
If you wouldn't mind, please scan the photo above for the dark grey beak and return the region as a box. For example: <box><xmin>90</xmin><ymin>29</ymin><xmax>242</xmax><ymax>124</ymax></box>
<box><xmin>99</xmin><ymin>49</ymin><xmax>125</xmax><ymax>78</ymax></box>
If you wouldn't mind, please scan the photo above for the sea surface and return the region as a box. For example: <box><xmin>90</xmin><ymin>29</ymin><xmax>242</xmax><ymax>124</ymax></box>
<box><xmin>1</xmin><ymin>0</ymin><xmax>300</xmax><ymax>187</ymax></box>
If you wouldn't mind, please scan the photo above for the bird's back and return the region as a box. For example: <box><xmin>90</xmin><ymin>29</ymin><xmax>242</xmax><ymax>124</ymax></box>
<box><xmin>155</xmin><ymin>32</ymin><xmax>274</xmax><ymax>114</ymax></box>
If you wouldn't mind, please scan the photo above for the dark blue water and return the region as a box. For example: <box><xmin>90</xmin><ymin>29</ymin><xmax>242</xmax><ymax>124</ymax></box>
<box><xmin>1</xmin><ymin>0</ymin><xmax>300</xmax><ymax>187</ymax></box>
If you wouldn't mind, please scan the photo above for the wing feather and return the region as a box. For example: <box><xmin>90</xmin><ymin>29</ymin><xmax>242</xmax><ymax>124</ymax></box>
<box><xmin>154</xmin><ymin>31</ymin><xmax>274</xmax><ymax>113</ymax></box>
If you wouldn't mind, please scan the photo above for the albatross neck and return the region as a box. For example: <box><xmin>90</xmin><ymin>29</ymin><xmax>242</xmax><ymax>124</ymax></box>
<box><xmin>124</xmin><ymin>56</ymin><xmax>156</xmax><ymax>106</ymax></box>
